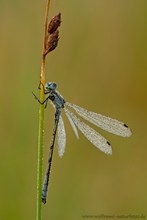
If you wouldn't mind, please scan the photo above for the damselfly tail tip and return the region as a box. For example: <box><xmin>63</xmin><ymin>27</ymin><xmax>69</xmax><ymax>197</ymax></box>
<box><xmin>42</xmin><ymin>198</ymin><xmax>46</xmax><ymax>204</ymax></box>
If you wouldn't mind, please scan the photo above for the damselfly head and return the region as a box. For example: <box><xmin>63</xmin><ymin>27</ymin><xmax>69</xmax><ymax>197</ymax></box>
<box><xmin>45</xmin><ymin>82</ymin><xmax>57</xmax><ymax>91</ymax></box>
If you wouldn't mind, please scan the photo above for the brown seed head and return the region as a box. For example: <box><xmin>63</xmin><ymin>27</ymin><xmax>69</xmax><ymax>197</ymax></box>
<box><xmin>48</xmin><ymin>13</ymin><xmax>61</xmax><ymax>34</ymax></box>
<box><xmin>45</xmin><ymin>30</ymin><xmax>59</xmax><ymax>54</ymax></box>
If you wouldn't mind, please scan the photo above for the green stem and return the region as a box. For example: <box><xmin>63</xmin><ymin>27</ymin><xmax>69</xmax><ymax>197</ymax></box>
<box><xmin>36</xmin><ymin>56</ymin><xmax>45</xmax><ymax>220</ymax></box>
<box><xmin>36</xmin><ymin>0</ymin><xmax>51</xmax><ymax>219</ymax></box>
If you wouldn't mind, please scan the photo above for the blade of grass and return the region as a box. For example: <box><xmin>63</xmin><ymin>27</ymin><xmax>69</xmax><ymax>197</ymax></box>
<box><xmin>36</xmin><ymin>1</ymin><xmax>51</xmax><ymax>220</ymax></box>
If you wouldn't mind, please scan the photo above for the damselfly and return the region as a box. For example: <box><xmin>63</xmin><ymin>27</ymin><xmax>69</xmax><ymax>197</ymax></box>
<box><xmin>33</xmin><ymin>82</ymin><xmax>132</xmax><ymax>204</ymax></box>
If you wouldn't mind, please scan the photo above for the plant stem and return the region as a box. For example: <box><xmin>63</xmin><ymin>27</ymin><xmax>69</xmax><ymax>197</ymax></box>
<box><xmin>36</xmin><ymin>56</ymin><xmax>45</xmax><ymax>220</ymax></box>
<box><xmin>36</xmin><ymin>1</ymin><xmax>51</xmax><ymax>220</ymax></box>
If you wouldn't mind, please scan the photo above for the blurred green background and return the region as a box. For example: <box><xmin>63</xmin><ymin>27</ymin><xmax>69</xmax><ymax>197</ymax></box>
<box><xmin>0</xmin><ymin>0</ymin><xmax>147</xmax><ymax>219</ymax></box>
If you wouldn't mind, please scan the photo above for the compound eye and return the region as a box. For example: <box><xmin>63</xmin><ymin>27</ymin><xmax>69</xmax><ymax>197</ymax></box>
<box><xmin>45</xmin><ymin>82</ymin><xmax>57</xmax><ymax>91</ymax></box>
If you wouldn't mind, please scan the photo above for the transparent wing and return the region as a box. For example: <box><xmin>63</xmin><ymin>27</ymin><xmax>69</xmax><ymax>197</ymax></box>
<box><xmin>64</xmin><ymin>107</ymin><xmax>112</xmax><ymax>155</ymax></box>
<box><xmin>66</xmin><ymin>102</ymin><xmax>132</xmax><ymax>137</ymax></box>
<box><xmin>57</xmin><ymin>115</ymin><xmax>66</xmax><ymax>157</ymax></box>
<box><xmin>64</xmin><ymin>108</ymin><xmax>79</xmax><ymax>139</ymax></box>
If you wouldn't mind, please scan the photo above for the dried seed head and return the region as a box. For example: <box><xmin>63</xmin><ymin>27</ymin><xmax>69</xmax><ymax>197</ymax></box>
<box><xmin>45</xmin><ymin>30</ymin><xmax>59</xmax><ymax>54</ymax></box>
<box><xmin>48</xmin><ymin>13</ymin><xmax>61</xmax><ymax>34</ymax></box>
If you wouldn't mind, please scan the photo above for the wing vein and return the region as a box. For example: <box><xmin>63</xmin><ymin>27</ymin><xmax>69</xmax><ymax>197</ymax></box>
<box><xmin>64</xmin><ymin>107</ymin><xmax>112</xmax><ymax>155</ymax></box>
<box><xmin>66</xmin><ymin>102</ymin><xmax>132</xmax><ymax>137</ymax></box>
